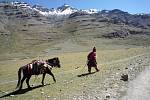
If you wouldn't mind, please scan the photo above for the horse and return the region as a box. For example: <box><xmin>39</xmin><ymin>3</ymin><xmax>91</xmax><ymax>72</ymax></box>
<box><xmin>16</xmin><ymin>57</ymin><xmax>61</xmax><ymax>90</ymax></box>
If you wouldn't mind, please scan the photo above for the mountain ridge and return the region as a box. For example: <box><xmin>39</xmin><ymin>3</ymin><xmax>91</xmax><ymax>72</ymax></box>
<box><xmin>0</xmin><ymin>2</ymin><xmax>150</xmax><ymax>58</ymax></box>
<box><xmin>10</xmin><ymin>1</ymin><xmax>98</xmax><ymax>16</ymax></box>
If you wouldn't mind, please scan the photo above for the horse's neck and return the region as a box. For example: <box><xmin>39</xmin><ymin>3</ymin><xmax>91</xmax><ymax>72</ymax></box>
<box><xmin>48</xmin><ymin>63</ymin><xmax>54</xmax><ymax>67</ymax></box>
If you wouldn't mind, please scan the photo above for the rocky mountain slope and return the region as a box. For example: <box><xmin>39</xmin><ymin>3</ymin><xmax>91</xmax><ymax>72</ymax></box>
<box><xmin>0</xmin><ymin>2</ymin><xmax>150</xmax><ymax>100</ymax></box>
<box><xmin>0</xmin><ymin>2</ymin><xmax>150</xmax><ymax>59</ymax></box>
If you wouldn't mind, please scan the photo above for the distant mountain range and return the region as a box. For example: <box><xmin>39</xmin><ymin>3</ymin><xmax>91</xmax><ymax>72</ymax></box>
<box><xmin>11</xmin><ymin>1</ymin><xmax>99</xmax><ymax>16</ymax></box>
<box><xmin>1</xmin><ymin>1</ymin><xmax>150</xmax><ymax>30</ymax></box>
<box><xmin>9</xmin><ymin>1</ymin><xmax>150</xmax><ymax>29</ymax></box>
<box><xmin>0</xmin><ymin>1</ymin><xmax>150</xmax><ymax>55</ymax></box>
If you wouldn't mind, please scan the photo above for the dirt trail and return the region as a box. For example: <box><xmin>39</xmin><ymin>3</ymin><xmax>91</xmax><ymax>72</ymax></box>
<box><xmin>121</xmin><ymin>66</ymin><xmax>150</xmax><ymax>100</ymax></box>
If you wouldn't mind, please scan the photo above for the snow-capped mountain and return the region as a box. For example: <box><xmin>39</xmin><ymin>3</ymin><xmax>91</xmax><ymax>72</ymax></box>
<box><xmin>34</xmin><ymin>4</ymin><xmax>78</xmax><ymax>16</ymax></box>
<box><xmin>11</xmin><ymin>2</ymin><xmax>99</xmax><ymax>16</ymax></box>
<box><xmin>82</xmin><ymin>9</ymin><xmax>99</xmax><ymax>14</ymax></box>
<box><xmin>12</xmin><ymin>1</ymin><xmax>31</xmax><ymax>9</ymax></box>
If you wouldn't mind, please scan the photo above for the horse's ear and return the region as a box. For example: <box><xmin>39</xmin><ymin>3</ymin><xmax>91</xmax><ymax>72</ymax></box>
<box><xmin>55</xmin><ymin>57</ymin><xmax>59</xmax><ymax>61</ymax></box>
<box><xmin>56</xmin><ymin>57</ymin><xmax>59</xmax><ymax>60</ymax></box>
<box><xmin>47</xmin><ymin>59</ymin><xmax>50</xmax><ymax>62</ymax></box>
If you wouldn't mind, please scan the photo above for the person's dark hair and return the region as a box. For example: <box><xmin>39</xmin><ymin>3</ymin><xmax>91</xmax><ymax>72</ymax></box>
<box><xmin>93</xmin><ymin>47</ymin><xmax>96</xmax><ymax>52</ymax></box>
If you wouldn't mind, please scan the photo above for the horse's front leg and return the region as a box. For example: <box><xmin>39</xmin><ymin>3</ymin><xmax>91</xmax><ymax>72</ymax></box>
<box><xmin>41</xmin><ymin>73</ymin><xmax>46</xmax><ymax>85</ymax></box>
<box><xmin>26</xmin><ymin>75</ymin><xmax>31</xmax><ymax>89</ymax></box>
<box><xmin>48</xmin><ymin>71</ymin><xmax>56</xmax><ymax>82</ymax></box>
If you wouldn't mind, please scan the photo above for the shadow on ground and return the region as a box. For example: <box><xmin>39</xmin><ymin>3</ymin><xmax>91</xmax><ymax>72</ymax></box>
<box><xmin>0</xmin><ymin>84</ymin><xmax>50</xmax><ymax>98</ymax></box>
<box><xmin>77</xmin><ymin>72</ymin><xmax>96</xmax><ymax>77</ymax></box>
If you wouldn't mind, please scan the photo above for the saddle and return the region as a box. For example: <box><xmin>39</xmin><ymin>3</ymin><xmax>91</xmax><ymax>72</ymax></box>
<box><xmin>27</xmin><ymin>60</ymin><xmax>45</xmax><ymax>75</ymax></box>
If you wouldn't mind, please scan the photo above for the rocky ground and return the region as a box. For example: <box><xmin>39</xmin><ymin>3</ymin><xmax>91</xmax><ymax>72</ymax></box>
<box><xmin>0</xmin><ymin>3</ymin><xmax>150</xmax><ymax>100</ymax></box>
<box><xmin>0</xmin><ymin>50</ymin><xmax>150</xmax><ymax>100</ymax></box>
<box><xmin>121</xmin><ymin>66</ymin><xmax>150</xmax><ymax>100</ymax></box>
<box><xmin>66</xmin><ymin>53</ymin><xmax>150</xmax><ymax>100</ymax></box>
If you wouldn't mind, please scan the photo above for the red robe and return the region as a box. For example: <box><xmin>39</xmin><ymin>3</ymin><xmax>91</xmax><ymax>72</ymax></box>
<box><xmin>87</xmin><ymin>51</ymin><xmax>96</xmax><ymax>61</ymax></box>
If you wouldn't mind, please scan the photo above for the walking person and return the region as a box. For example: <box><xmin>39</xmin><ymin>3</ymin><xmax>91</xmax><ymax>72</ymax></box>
<box><xmin>87</xmin><ymin>47</ymin><xmax>99</xmax><ymax>73</ymax></box>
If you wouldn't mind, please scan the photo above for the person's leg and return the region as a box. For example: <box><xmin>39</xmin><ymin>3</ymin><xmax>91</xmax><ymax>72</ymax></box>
<box><xmin>88</xmin><ymin>66</ymin><xmax>91</xmax><ymax>73</ymax></box>
<box><xmin>94</xmin><ymin>61</ymin><xmax>99</xmax><ymax>72</ymax></box>
<box><xmin>95</xmin><ymin>65</ymin><xmax>99</xmax><ymax>72</ymax></box>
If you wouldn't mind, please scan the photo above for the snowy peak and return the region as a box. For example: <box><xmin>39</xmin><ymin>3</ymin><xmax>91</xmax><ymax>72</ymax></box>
<box><xmin>57</xmin><ymin>4</ymin><xmax>71</xmax><ymax>11</ymax></box>
<box><xmin>52</xmin><ymin>4</ymin><xmax>77</xmax><ymax>15</ymax></box>
<box><xmin>12</xmin><ymin>1</ymin><xmax>31</xmax><ymax>8</ymax></box>
<box><xmin>34</xmin><ymin>3</ymin><xmax>77</xmax><ymax>15</ymax></box>
<box><xmin>57</xmin><ymin>4</ymin><xmax>77</xmax><ymax>12</ymax></box>
<box><xmin>82</xmin><ymin>9</ymin><xmax>99</xmax><ymax>14</ymax></box>
<box><xmin>10</xmin><ymin>2</ymin><xmax>99</xmax><ymax>16</ymax></box>
<box><xmin>32</xmin><ymin>4</ymin><xmax>49</xmax><ymax>12</ymax></box>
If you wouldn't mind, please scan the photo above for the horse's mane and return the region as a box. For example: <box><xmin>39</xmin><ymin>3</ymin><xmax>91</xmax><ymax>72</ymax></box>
<box><xmin>31</xmin><ymin>60</ymin><xmax>37</xmax><ymax>63</ymax></box>
<box><xmin>48</xmin><ymin>57</ymin><xmax>57</xmax><ymax>62</ymax></box>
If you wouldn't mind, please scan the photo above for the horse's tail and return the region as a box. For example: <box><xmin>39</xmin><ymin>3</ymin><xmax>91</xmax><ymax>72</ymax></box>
<box><xmin>16</xmin><ymin>67</ymin><xmax>22</xmax><ymax>89</ymax></box>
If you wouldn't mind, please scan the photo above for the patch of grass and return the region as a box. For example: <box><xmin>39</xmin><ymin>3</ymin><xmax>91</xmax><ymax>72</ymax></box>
<box><xmin>0</xmin><ymin>47</ymin><xmax>150</xmax><ymax>99</ymax></box>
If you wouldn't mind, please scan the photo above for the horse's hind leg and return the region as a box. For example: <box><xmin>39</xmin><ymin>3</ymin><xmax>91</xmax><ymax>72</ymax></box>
<box><xmin>42</xmin><ymin>73</ymin><xmax>46</xmax><ymax>85</ymax></box>
<box><xmin>26</xmin><ymin>76</ymin><xmax>31</xmax><ymax>89</ymax></box>
<box><xmin>19</xmin><ymin>76</ymin><xmax>26</xmax><ymax>90</ymax></box>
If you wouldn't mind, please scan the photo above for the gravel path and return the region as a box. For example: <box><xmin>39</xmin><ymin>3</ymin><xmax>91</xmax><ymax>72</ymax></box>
<box><xmin>121</xmin><ymin>66</ymin><xmax>150</xmax><ymax>100</ymax></box>
<box><xmin>68</xmin><ymin>53</ymin><xmax>150</xmax><ymax>100</ymax></box>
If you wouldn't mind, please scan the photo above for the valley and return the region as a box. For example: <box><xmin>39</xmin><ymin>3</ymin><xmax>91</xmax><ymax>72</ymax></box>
<box><xmin>0</xmin><ymin>2</ymin><xmax>150</xmax><ymax>100</ymax></box>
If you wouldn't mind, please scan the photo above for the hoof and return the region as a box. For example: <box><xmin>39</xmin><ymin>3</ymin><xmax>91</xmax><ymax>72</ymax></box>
<box><xmin>28</xmin><ymin>87</ymin><xmax>32</xmax><ymax>90</ymax></box>
<box><xmin>96</xmin><ymin>70</ymin><xmax>99</xmax><ymax>72</ymax></box>
<box><xmin>18</xmin><ymin>88</ymin><xmax>22</xmax><ymax>91</ymax></box>
<box><xmin>18</xmin><ymin>87</ymin><xmax>22</xmax><ymax>90</ymax></box>
<box><xmin>41</xmin><ymin>83</ymin><xmax>45</xmax><ymax>86</ymax></box>
<box><xmin>42</xmin><ymin>84</ymin><xmax>46</xmax><ymax>86</ymax></box>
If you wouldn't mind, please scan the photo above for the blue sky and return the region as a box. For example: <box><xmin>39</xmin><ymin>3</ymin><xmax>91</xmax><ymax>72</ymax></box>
<box><xmin>14</xmin><ymin>0</ymin><xmax>150</xmax><ymax>14</ymax></box>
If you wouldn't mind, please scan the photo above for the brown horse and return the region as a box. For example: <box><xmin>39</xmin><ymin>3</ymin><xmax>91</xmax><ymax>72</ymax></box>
<box><xmin>16</xmin><ymin>57</ymin><xmax>61</xmax><ymax>90</ymax></box>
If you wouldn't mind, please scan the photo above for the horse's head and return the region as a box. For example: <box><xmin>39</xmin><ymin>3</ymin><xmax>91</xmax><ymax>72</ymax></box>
<box><xmin>46</xmin><ymin>57</ymin><xmax>61</xmax><ymax>68</ymax></box>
